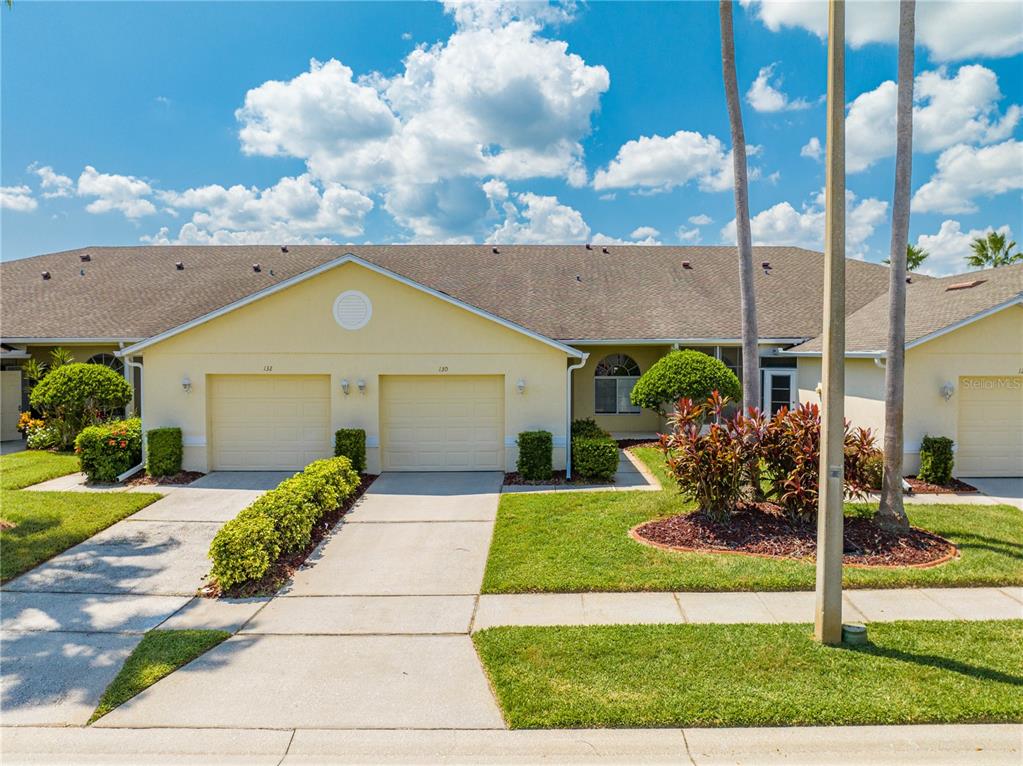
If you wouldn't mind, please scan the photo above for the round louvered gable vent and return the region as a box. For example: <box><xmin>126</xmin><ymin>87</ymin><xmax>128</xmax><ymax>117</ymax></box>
<box><xmin>333</xmin><ymin>290</ymin><xmax>372</xmax><ymax>330</ymax></box>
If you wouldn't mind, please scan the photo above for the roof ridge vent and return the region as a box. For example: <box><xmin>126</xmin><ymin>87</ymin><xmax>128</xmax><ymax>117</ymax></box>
<box><xmin>602</xmin><ymin>246</ymin><xmax>610</xmax><ymax>254</ymax></box>
<box><xmin>41</xmin><ymin>271</ymin><xmax>51</xmax><ymax>280</ymax></box>
<box><xmin>682</xmin><ymin>261</ymin><xmax>693</xmax><ymax>270</ymax></box>
<box><xmin>492</xmin><ymin>246</ymin><xmax>500</xmax><ymax>254</ymax></box>
<box><xmin>253</xmin><ymin>264</ymin><xmax>262</xmax><ymax>273</ymax></box>
<box><xmin>79</xmin><ymin>253</ymin><xmax>92</xmax><ymax>262</ymax></box>
<box><xmin>176</xmin><ymin>261</ymin><xmax>185</xmax><ymax>270</ymax></box>
<box><xmin>280</xmin><ymin>246</ymin><xmax>289</xmax><ymax>253</ymax></box>
<box><xmin>945</xmin><ymin>278</ymin><xmax>986</xmax><ymax>291</ymax></box>
<box><xmin>761</xmin><ymin>261</ymin><xmax>771</xmax><ymax>270</ymax></box>
<box><xmin>585</xmin><ymin>243</ymin><xmax>593</xmax><ymax>250</ymax></box>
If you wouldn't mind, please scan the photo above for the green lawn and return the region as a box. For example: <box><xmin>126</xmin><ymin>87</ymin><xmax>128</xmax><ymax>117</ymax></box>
<box><xmin>90</xmin><ymin>630</ymin><xmax>231</xmax><ymax>723</ymax></box>
<box><xmin>0</xmin><ymin>451</ymin><xmax>161</xmax><ymax>582</ymax></box>
<box><xmin>481</xmin><ymin>446</ymin><xmax>1023</xmax><ymax>593</ymax></box>
<box><xmin>473</xmin><ymin>620</ymin><xmax>1023</xmax><ymax>728</ymax></box>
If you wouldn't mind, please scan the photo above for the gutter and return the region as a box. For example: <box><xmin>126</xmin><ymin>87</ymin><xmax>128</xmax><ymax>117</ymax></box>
<box><xmin>117</xmin><ymin>356</ymin><xmax>146</xmax><ymax>482</ymax></box>
<box><xmin>565</xmin><ymin>353</ymin><xmax>590</xmax><ymax>479</ymax></box>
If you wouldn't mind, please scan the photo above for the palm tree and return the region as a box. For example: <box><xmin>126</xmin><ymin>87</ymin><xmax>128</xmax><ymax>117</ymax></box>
<box><xmin>719</xmin><ymin>0</ymin><xmax>760</xmax><ymax>416</ymax></box>
<box><xmin>876</xmin><ymin>0</ymin><xmax>915</xmax><ymax>532</ymax></box>
<box><xmin>968</xmin><ymin>232</ymin><xmax>1021</xmax><ymax>268</ymax></box>
<box><xmin>884</xmin><ymin>244</ymin><xmax>928</xmax><ymax>271</ymax></box>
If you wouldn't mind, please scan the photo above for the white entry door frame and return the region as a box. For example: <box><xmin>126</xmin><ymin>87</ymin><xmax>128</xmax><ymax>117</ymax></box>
<box><xmin>762</xmin><ymin>369</ymin><xmax>798</xmax><ymax>415</ymax></box>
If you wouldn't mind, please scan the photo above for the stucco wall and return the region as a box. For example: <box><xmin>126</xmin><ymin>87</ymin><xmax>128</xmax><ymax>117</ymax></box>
<box><xmin>571</xmin><ymin>344</ymin><xmax>670</xmax><ymax>435</ymax></box>
<box><xmin>797</xmin><ymin>304</ymin><xmax>1023</xmax><ymax>473</ymax></box>
<box><xmin>138</xmin><ymin>261</ymin><xmax>571</xmax><ymax>473</ymax></box>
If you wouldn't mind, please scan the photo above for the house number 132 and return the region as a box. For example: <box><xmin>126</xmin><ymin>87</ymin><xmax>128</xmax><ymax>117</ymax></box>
<box><xmin>438</xmin><ymin>366</ymin><xmax>448</xmax><ymax>372</ymax></box>
<box><xmin>264</xmin><ymin>365</ymin><xmax>273</xmax><ymax>372</ymax></box>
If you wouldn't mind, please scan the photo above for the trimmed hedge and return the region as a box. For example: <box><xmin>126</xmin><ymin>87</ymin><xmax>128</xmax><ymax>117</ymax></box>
<box><xmin>571</xmin><ymin>418</ymin><xmax>610</xmax><ymax>439</ymax></box>
<box><xmin>334</xmin><ymin>428</ymin><xmax>367</xmax><ymax>473</ymax></box>
<box><xmin>629</xmin><ymin>350</ymin><xmax>741</xmax><ymax>416</ymax></box>
<box><xmin>517</xmin><ymin>430</ymin><xmax>553</xmax><ymax>481</ymax></box>
<box><xmin>208</xmin><ymin>456</ymin><xmax>360</xmax><ymax>590</ymax></box>
<box><xmin>146</xmin><ymin>427</ymin><xmax>183</xmax><ymax>477</ymax></box>
<box><xmin>863</xmin><ymin>453</ymin><xmax>884</xmax><ymax>491</ymax></box>
<box><xmin>572</xmin><ymin>436</ymin><xmax>618</xmax><ymax>481</ymax></box>
<box><xmin>75</xmin><ymin>418</ymin><xmax>142</xmax><ymax>483</ymax></box>
<box><xmin>918</xmin><ymin>435</ymin><xmax>954</xmax><ymax>485</ymax></box>
<box><xmin>30</xmin><ymin>363</ymin><xmax>134</xmax><ymax>449</ymax></box>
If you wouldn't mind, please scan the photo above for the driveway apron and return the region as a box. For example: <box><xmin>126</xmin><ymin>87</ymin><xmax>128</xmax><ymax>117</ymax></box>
<box><xmin>1</xmin><ymin>472</ymin><xmax>281</xmax><ymax>726</ymax></box>
<box><xmin>96</xmin><ymin>471</ymin><xmax>507</xmax><ymax>730</ymax></box>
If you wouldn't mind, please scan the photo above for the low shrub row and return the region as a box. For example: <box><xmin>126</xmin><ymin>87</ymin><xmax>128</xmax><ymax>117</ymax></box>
<box><xmin>75</xmin><ymin>418</ymin><xmax>142</xmax><ymax>483</ymax></box>
<box><xmin>516</xmin><ymin>423</ymin><xmax>619</xmax><ymax>482</ymax></box>
<box><xmin>208</xmin><ymin>457</ymin><xmax>360</xmax><ymax>590</ymax></box>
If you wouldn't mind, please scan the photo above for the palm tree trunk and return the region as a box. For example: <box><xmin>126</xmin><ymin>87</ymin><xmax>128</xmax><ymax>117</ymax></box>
<box><xmin>877</xmin><ymin>0</ymin><xmax>915</xmax><ymax>531</ymax></box>
<box><xmin>719</xmin><ymin>0</ymin><xmax>760</xmax><ymax>416</ymax></box>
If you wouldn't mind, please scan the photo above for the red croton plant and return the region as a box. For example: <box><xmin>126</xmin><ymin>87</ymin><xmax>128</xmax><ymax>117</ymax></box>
<box><xmin>660</xmin><ymin>393</ymin><xmax>879</xmax><ymax>524</ymax></box>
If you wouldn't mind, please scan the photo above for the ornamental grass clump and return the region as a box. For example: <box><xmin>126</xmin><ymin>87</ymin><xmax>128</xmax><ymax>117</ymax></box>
<box><xmin>208</xmin><ymin>456</ymin><xmax>360</xmax><ymax>590</ymax></box>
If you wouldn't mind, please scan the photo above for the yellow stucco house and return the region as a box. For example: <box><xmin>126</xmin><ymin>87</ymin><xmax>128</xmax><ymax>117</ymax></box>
<box><xmin>1</xmin><ymin>246</ymin><xmax>1020</xmax><ymax>477</ymax></box>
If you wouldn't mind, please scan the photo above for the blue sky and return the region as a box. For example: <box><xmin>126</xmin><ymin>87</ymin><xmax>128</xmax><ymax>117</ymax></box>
<box><xmin>2</xmin><ymin>0</ymin><xmax>1021</xmax><ymax>275</ymax></box>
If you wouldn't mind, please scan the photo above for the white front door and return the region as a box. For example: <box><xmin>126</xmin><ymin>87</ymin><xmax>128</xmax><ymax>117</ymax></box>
<box><xmin>763</xmin><ymin>370</ymin><xmax>797</xmax><ymax>415</ymax></box>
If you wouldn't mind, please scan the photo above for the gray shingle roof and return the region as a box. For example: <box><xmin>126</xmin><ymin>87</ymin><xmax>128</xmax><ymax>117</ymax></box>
<box><xmin>789</xmin><ymin>263</ymin><xmax>1023</xmax><ymax>354</ymax></box>
<box><xmin>1</xmin><ymin>245</ymin><xmax>895</xmax><ymax>344</ymax></box>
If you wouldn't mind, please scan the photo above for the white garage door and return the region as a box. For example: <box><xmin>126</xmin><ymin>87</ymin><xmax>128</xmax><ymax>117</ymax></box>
<box><xmin>209</xmin><ymin>375</ymin><xmax>331</xmax><ymax>470</ymax></box>
<box><xmin>380</xmin><ymin>375</ymin><xmax>504</xmax><ymax>471</ymax></box>
<box><xmin>957</xmin><ymin>376</ymin><xmax>1023</xmax><ymax>477</ymax></box>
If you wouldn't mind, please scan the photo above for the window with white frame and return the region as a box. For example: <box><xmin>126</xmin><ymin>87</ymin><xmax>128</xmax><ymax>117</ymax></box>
<box><xmin>594</xmin><ymin>354</ymin><xmax>641</xmax><ymax>414</ymax></box>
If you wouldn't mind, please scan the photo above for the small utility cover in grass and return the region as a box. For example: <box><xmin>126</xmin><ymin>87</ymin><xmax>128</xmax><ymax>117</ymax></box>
<box><xmin>473</xmin><ymin>620</ymin><xmax>1023</xmax><ymax>729</ymax></box>
<box><xmin>90</xmin><ymin>629</ymin><xmax>230</xmax><ymax>723</ymax></box>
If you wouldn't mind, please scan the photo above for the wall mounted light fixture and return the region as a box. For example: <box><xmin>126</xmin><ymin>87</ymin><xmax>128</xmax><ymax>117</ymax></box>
<box><xmin>516</xmin><ymin>378</ymin><xmax>526</xmax><ymax>394</ymax></box>
<box><xmin>340</xmin><ymin>378</ymin><xmax>350</xmax><ymax>396</ymax></box>
<box><xmin>357</xmin><ymin>379</ymin><xmax>366</xmax><ymax>394</ymax></box>
<box><xmin>940</xmin><ymin>381</ymin><xmax>955</xmax><ymax>401</ymax></box>
<box><xmin>182</xmin><ymin>375</ymin><xmax>192</xmax><ymax>394</ymax></box>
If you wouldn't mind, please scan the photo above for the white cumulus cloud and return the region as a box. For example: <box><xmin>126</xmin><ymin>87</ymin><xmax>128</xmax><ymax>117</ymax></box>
<box><xmin>29</xmin><ymin>164</ymin><xmax>74</xmax><ymax>198</ymax></box>
<box><xmin>800</xmin><ymin>136</ymin><xmax>822</xmax><ymax>161</ymax></box>
<box><xmin>487</xmin><ymin>191</ymin><xmax>590</xmax><ymax>244</ymax></box>
<box><xmin>77</xmin><ymin>166</ymin><xmax>156</xmax><ymax>218</ymax></box>
<box><xmin>592</xmin><ymin>130</ymin><xmax>737</xmax><ymax>193</ymax></box>
<box><xmin>150</xmin><ymin>174</ymin><xmax>373</xmax><ymax>244</ymax></box>
<box><xmin>846</xmin><ymin>64</ymin><xmax>1020</xmax><ymax>172</ymax></box>
<box><xmin>0</xmin><ymin>185</ymin><xmax>38</xmax><ymax>212</ymax></box>
<box><xmin>688</xmin><ymin>213</ymin><xmax>713</xmax><ymax>226</ymax></box>
<box><xmin>912</xmin><ymin>139</ymin><xmax>1023</xmax><ymax>214</ymax></box>
<box><xmin>742</xmin><ymin>0</ymin><xmax>1023</xmax><ymax>61</ymax></box>
<box><xmin>914</xmin><ymin>219</ymin><xmax>1016</xmax><ymax>276</ymax></box>
<box><xmin>720</xmin><ymin>189</ymin><xmax>888</xmax><ymax>258</ymax></box>
<box><xmin>746</xmin><ymin>63</ymin><xmax>814</xmax><ymax>112</ymax></box>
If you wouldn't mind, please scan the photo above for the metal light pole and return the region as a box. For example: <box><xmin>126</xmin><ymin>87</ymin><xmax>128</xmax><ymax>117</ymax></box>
<box><xmin>815</xmin><ymin>0</ymin><xmax>846</xmax><ymax>646</ymax></box>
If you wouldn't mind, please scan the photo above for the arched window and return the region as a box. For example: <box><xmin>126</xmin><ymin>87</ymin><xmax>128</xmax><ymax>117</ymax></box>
<box><xmin>594</xmin><ymin>354</ymin><xmax>641</xmax><ymax>414</ymax></box>
<box><xmin>87</xmin><ymin>353</ymin><xmax>124</xmax><ymax>376</ymax></box>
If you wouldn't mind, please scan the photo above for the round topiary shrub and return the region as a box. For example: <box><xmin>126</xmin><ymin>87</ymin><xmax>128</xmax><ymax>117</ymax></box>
<box><xmin>29</xmin><ymin>363</ymin><xmax>133</xmax><ymax>449</ymax></box>
<box><xmin>629</xmin><ymin>350</ymin><xmax>741</xmax><ymax>416</ymax></box>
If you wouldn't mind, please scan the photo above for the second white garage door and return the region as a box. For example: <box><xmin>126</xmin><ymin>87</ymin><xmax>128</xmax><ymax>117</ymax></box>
<box><xmin>956</xmin><ymin>376</ymin><xmax>1023</xmax><ymax>477</ymax></box>
<box><xmin>380</xmin><ymin>375</ymin><xmax>504</xmax><ymax>471</ymax></box>
<box><xmin>209</xmin><ymin>375</ymin><xmax>332</xmax><ymax>470</ymax></box>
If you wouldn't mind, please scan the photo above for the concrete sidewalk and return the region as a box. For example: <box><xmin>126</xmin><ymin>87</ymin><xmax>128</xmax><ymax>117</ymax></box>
<box><xmin>472</xmin><ymin>587</ymin><xmax>1023</xmax><ymax>630</ymax></box>
<box><xmin>3</xmin><ymin>724</ymin><xmax>1019</xmax><ymax>764</ymax></box>
<box><xmin>502</xmin><ymin>448</ymin><xmax>661</xmax><ymax>494</ymax></box>
<box><xmin>0</xmin><ymin>472</ymin><xmax>283</xmax><ymax>726</ymax></box>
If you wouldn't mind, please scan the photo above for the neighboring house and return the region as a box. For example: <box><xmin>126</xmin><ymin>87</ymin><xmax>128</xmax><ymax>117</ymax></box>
<box><xmin>788</xmin><ymin>264</ymin><xmax>1023</xmax><ymax>477</ymax></box>
<box><xmin>1</xmin><ymin>246</ymin><xmax>1019</xmax><ymax>477</ymax></box>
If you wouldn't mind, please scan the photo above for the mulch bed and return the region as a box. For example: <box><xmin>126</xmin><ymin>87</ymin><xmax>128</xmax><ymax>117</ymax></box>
<box><xmin>503</xmin><ymin>471</ymin><xmax>613</xmax><ymax>486</ymax></box>
<box><xmin>633</xmin><ymin>503</ymin><xmax>957</xmax><ymax>568</ymax></box>
<box><xmin>124</xmin><ymin>470</ymin><xmax>206</xmax><ymax>488</ymax></box>
<box><xmin>200</xmin><ymin>473</ymin><xmax>377</xmax><ymax>599</ymax></box>
<box><xmin>905</xmin><ymin>475</ymin><xmax>978</xmax><ymax>494</ymax></box>
<box><xmin>617</xmin><ymin>439</ymin><xmax>660</xmax><ymax>450</ymax></box>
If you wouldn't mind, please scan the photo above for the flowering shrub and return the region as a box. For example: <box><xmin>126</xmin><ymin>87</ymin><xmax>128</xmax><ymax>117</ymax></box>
<box><xmin>75</xmin><ymin>418</ymin><xmax>142</xmax><ymax>483</ymax></box>
<box><xmin>759</xmin><ymin>402</ymin><xmax>879</xmax><ymax>520</ymax></box>
<box><xmin>17</xmin><ymin>412</ymin><xmax>58</xmax><ymax>450</ymax></box>
<box><xmin>17</xmin><ymin>411</ymin><xmax>43</xmax><ymax>434</ymax></box>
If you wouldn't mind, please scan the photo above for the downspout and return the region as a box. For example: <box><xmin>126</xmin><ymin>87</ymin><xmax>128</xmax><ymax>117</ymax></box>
<box><xmin>565</xmin><ymin>353</ymin><xmax>590</xmax><ymax>480</ymax></box>
<box><xmin>117</xmin><ymin>355</ymin><xmax>145</xmax><ymax>482</ymax></box>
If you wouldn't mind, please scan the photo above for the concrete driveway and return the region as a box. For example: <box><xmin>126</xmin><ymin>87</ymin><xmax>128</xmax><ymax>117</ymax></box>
<box><xmin>95</xmin><ymin>471</ymin><xmax>506</xmax><ymax>730</ymax></box>
<box><xmin>961</xmin><ymin>477</ymin><xmax>1023</xmax><ymax>510</ymax></box>
<box><xmin>1</xmin><ymin>472</ymin><xmax>285</xmax><ymax>726</ymax></box>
